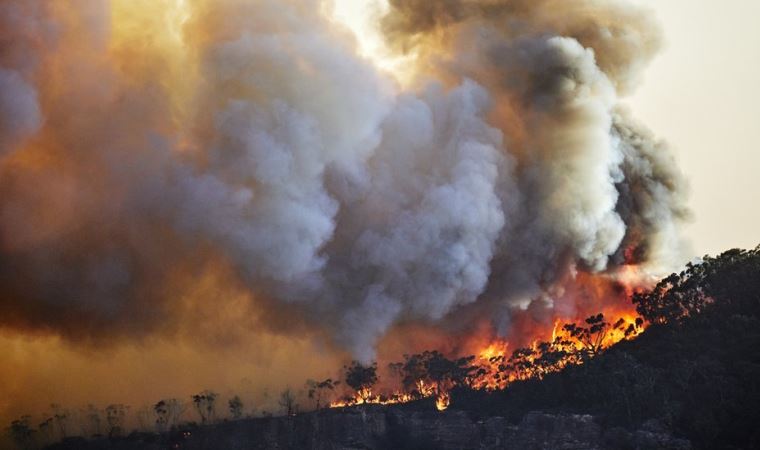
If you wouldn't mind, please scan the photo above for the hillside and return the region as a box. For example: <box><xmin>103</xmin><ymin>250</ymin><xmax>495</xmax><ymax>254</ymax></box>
<box><xmin>452</xmin><ymin>246</ymin><xmax>760</xmax><ymax>449</ymax></box>
<box><xmin>27</xmin><ymin>246</ymin><xmax>760</xmax><ymax>449</ymax></box>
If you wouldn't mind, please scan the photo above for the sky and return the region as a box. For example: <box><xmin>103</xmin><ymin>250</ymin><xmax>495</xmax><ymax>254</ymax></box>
<box><xmin>627</xmin><ymin>0</ymin><xmax>760</xmax><ymax>256</ymax></box>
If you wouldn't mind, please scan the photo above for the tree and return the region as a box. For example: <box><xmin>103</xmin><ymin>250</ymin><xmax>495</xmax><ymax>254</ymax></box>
<box><xmin>477</xmin><ymin>314</ymin><xmax>643</xmax><ymax>388</ymax></box>
<box><xmin>105</xmin><ymin>404</ymin><xmax>128</xmax><ymax>437</ymax></box>
<box><xmin>390</xmin><ymin>351</ymin><xmax>477</xmax><ymax>398</ymax></box>
<box><xmin>278</xmin><ymin>389</ymin><xmax>297</xmax><ymax>416</ymax></box>
<box><xmin>425</xmin><ymin>352</ymin><xmax>477</xmax><ymax>394</ymax></box>
<box><xmin>191</xmin><ymin>391</ymin><xmax>217</xmax><ymax>424</ymax></box>
<box><xmin>633</xmin><ymin>246</ymin><xmax>760</xmax><ymax>325</ymax></box>
<box><xmin>344</xmin><ymin>361</ymin><xmax>378</xmax><ymax>402</ymax></box>
<box><xmin>153</xmin><ymin>399</ymin><xmax>184</xmax><ymax>430</ymax></box>
<box><xmin>390</xmin><ymin>353</ymin><xmax>432</xmax><ymax>395</ymax></box>
<box><xmin>228</xmin><ymin>395</ymin><xmax>244</xmax><ymax>419</ymax></box>
<box><xmin>306</xmin><ymin>378</ymin><xmax>340</xmax><ymax>410</ymax></box>
<box><xmin>562</xmin><ymin>313</ymin><xmax>610</xmax><ymax>359</ymax></box>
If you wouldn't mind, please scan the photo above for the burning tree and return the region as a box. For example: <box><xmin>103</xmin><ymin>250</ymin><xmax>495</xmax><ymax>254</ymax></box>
<box><xmin>191</xmin><ymin>391</ymin><xmax>217</xmax><ymax>424</ymax></box>
<box><xmin>306</xmin><ymin>378</ymin><xmax>340</xmax><ymax>410</ymax></box>
<box><xmin>478</xmin><ymin>314</ymin><xmax>644</xmax><ymax>389</ymax></box>
<box><xmin>324</xmin><ymin>313</ymin><xmax>645</xmax><ymax>411</ymax></box>
<box><xmin>390</xmin><ymin>351</ymin><xmax>477</xmax><ymax>399</ymax></box>
<box><xmin>562</xmin><ymin>313</ymin><xmax>611</xmax><ymax>360</ymax></box>
<box><xmin>343</xmin><ymin>361</ymin><xmax>378</xmax><ymax>402</ymax></box>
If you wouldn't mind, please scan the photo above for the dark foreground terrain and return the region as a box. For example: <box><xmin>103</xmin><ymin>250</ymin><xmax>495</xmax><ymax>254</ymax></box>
<box><xmin>47</xmin><ymin>406</ymin><xmax>689</xmax><ymax>450</ymax></box>
<box><xmin>44</xmin><ymin>247</ymin><xmax>760</xmax><ymax>450</ymax></box>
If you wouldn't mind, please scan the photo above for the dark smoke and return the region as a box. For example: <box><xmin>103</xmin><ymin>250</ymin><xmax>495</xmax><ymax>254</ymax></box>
<box><xmin>0</xmin><ymin>0</ymin><xmax>688</xmax><ymax>360</ymax></box>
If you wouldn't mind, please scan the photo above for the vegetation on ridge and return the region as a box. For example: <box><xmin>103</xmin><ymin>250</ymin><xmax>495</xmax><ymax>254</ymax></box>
<box><xmin>6</xmin><ymin>246</ymin><xmax>760</xmax><ymax>450</ymax></box>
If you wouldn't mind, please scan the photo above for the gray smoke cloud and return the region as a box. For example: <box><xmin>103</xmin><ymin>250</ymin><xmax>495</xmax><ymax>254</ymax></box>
<box><xmin>0</xmin><ymin>0</ymin><xmax>688</xmax><ymax>360</ymax></box>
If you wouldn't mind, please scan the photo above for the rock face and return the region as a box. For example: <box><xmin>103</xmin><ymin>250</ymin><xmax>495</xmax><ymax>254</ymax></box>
<box><xmin>47</xmin><ymin>407</ymin><xmax>691</xmax><ymax>450</ymax></box>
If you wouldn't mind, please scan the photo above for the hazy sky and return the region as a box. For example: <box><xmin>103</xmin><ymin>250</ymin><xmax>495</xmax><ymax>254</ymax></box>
<box><xmin>628</xmin><ymin>0</ymin><xmax>760</xmax><ymax>256</ymax></box>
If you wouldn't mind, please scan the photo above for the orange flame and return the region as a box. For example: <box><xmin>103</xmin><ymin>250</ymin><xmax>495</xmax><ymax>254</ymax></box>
<box><xmin>330</xmin><ymin>266</ymin><xmax>652</xmax><ymax>412</ymax></box>
<box><xmin>435</xmin><ymin>392</ymin><xmax>450</xmax><ymax>411</ymax></box>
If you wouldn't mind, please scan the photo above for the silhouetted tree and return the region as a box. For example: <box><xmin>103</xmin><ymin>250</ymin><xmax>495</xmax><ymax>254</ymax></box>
<box><xmin>278</xmin><ymin>389</ymin><xmax>297</xmax><ymax>416</ymax></box>
<box><xmin>153</xmin><ymin>399</ymin><xmax>185</xmax><ymax>430</ymax></box>
<box><xmin>105</xmin><ymin>404</ymin><xmax>128</xmax><ymax>437</ymax></box>
<box><xmin>191</xmin><ymin>391</ymin><xmax>217</xmax><ymax>425</ymax></box>
<box><xmin>562</xmin><ymin>313</ymin><xmax>610</xmax><ymax>359</ymax></box>
<box><xmin>390</xmin><ymin>354</ymin><xmax>429</xmax><ymax>394</ymax></box>
<box><xmin>154</xmin><ymin>400</ymin><xmax>168</xmax><ymax>431</ymax></box>
<box><xmin>228</xmin><ymin>395</ymin><xmax>244</xmax><ymax>419</ymax></box>
<box><xmin>306</xmin><ymin>378</ymin><xmax>340</xmax><ymax>410</ymax></box>
<box><xmin>344</xmin><ymin>361</ymin><xmax>378</xmax><ymax>402</ymax></box>
<box><xmin>390</xmin><ymin>351</ymin><xmax>477</xmax><ymax>397</ymax></box>
<box><xmin>426</xmin><ymin>352</ymin><xmax>477</xmax><ymax>393</ymax></box>
<box><xmin>633</xmin><ymin>246</ymin><xmax>760</xmax><ymax>325</ymax></box>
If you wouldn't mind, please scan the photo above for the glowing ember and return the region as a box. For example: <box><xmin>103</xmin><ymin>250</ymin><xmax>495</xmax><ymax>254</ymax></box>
<box><xmin>435</xmin><ymin>392</ymin><xmax>450</xmax><ymax>411</ymax></box>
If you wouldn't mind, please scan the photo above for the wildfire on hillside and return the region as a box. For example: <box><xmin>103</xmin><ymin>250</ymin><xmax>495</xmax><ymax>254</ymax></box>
<box><xmin>329</xmin><ymin>265</ymin><xmax>649</xmax><ymax>411</ymax></box>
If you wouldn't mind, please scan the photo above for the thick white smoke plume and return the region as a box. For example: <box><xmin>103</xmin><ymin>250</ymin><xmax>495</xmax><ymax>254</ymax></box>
<box><xmin>0</xmin><ymin>0</ymin><xmax>688</xmax><ymax>360</ymax></box>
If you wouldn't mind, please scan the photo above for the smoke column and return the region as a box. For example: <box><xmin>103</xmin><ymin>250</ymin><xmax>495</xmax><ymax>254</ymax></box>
<box><xmin>0</xmin><ymin>0</ymin><xmax>688</xmax><ymax>366</ymax></box>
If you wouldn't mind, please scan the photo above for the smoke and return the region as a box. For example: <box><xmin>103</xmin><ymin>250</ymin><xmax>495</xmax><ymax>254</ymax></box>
<box><xmin>0</xmin><ymin>0</ymin><xmax>688</xmax><ymax>363</ymax></box>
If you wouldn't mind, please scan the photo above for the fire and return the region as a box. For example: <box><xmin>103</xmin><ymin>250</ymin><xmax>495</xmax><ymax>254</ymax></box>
<box><xmin>328</xmin><ymin>379</ymin><xmax>441</xmax><ymax>408</ymax></box>
<box><xmin>435</xmin><ymin>392</ymin><xmax>450</xmax><ymax>411</ymax></box>
<box><xmin>475</xmin><ymin>340</ymin><xmax>509</xmax><ymax>391</ymax></box>
<box><xmin>329</xmin><ymin>390</ymin><xmax>417</xmax><ymax>409</ymax></box>
<box><xmin>479</xmin><ymin>341</ymin><xmax>509</xmax><ymax>361</ymax></box>
<box><xmin>416</xmin><ymin>379</ymin><xmax>436</xmax><ymax>397</ymax></box>
<box><xmin>329</xmin><ymin>312</ymin><xmax>645</xmax><ymax>410</ymax></box>
<box><xmin>329</xmin><ymin>267</ymin><xmax>652</xmax><ymax>412</ymax></box>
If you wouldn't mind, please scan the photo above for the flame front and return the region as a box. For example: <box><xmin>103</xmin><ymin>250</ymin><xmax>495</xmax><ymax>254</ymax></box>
<box><xmin>329</xmin><ymin>268</ymin><xmax>649</xmax><ymax>411</ymax></box>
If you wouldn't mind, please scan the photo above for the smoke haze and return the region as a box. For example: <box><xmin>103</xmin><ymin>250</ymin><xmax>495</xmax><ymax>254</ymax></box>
<box><xmin>0</xmin><ymin>0</ymin><xmax>688</xmax><ymax>421</ymax></box>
